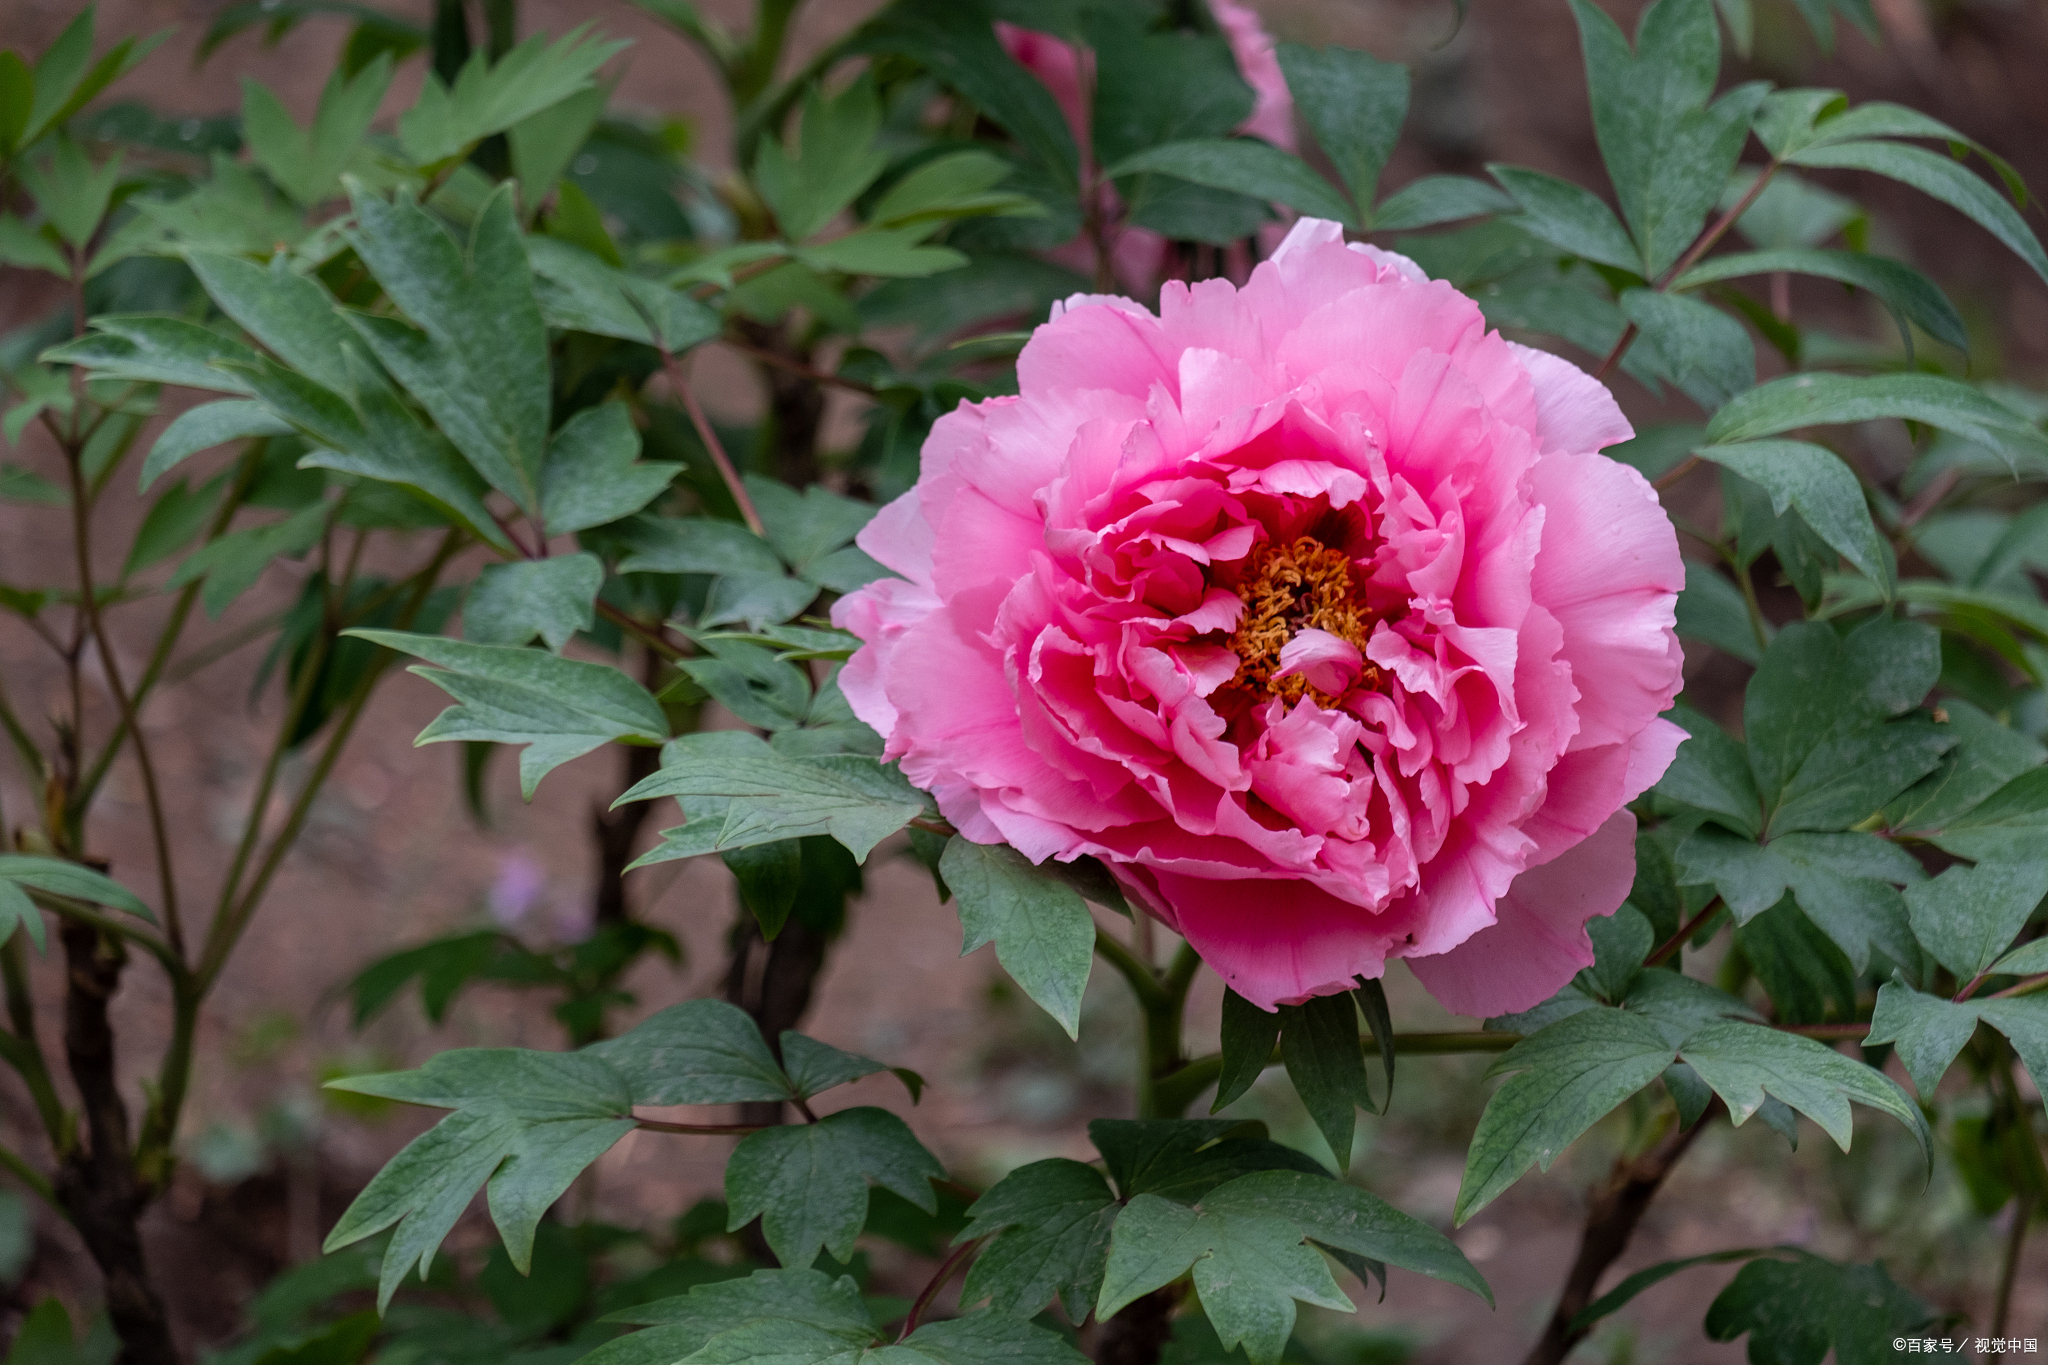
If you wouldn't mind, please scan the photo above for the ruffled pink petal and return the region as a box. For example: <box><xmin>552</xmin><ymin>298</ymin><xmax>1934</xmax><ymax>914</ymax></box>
<box><xmin>1527</xmin><ymin>453</ymin><xmax>1685</xmax><ymax>752</ymax></box>
<box><xmin>1140</xmin><ymin>868</ymin><xmax>1399</xmax><ymax>1010</ymax></box>
<box><xmin>1406</xmin><ymin>810</ymin><xmax>1637</xmax><ymax>1017</ymax></box>
<box><xmin>1273</xmin><ymin>629</ymin><xmax>1364</xmax><ymax>696</ymax></box>
<box><xmin>1508</xmin><ymin>342</ymin><xmax>1633</xmax><ymax>454</ymax></box>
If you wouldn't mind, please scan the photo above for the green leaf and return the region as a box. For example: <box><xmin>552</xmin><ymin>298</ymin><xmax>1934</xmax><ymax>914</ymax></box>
<box><xmin>1488</xmin><ymin>165</ymin><xmax>1640</xmax><ymax>271</ymax></box>
<box><xmin>1086</xmin><ymin>10</ymin><xmax>1251</xmax><ymax>171</ymax></box>
<box><xmin>241</xmin><ymin>56</ymin><xmax>392</xmax><ymax>207</ymax></box>
<box><xmin>323</xmin><ymin>1048</ymin><xmax>637</xmax><ymax>1305</ymax></box>
<box><xmin>1677</xmin><ymin>1022</ymin><xmax>1929</xmax><ymax>1158</ymax></box>
<box><xmin>1275</xmin><ymin>44</ymin><xmax>1407</xmax><ymax>213</ymax></box>
<box><xmin>754</xmin><ymin>76</ymin><xmax>890</xmax><ymax>244</ymax></box>
<box><xmin>1096</xmin><ymin>1193</ymin><xmax>1351</xmax><ymax>1365</ymax></box>
<box><xmin>526</xmin><ymin>236</ymin><xmax>722</xmax><ymax>352</ymax></box>
<box><xmin>1090</xmin><ymin>1119</ymin><xmax>1329</xmax><ymax>1205</ymax></box>
<box><xmin>0</xmin><ymin>461</ymin><xmax>64</xmax><ymax>507</ymax></box>
<box><xmin>615</xmin><ymin>517</ymin><xmax>783</xmax><ymax>578</ymax></box>
<box><xmin>958</xmin><ymin>1158</ymin><xmax>1118</xmax><ymax>1322</ymax></box>
<box><xmin>1868</xmin><ymin>979</ymin><xmax>2048</xmax><ymax>1101</ymax></box>
<box><xmin>1991</xmin><ymin>937</ymin><xmax>2048</xmax><ymax>977</ymax></box>
<box><xmin>1742</xmin><ymin>618</ymin><xmax>1948</xmax><ymax>836</ymax></box>
<box><xmin>1569</xmin><ymin>0</ymin><xmax>1768</xmax><ymax>278</ymax></box>
<box><xmin>124</xmin><ymin>474</ymin><xmax>226</xmax><ymax>577</ymax></box>
<box><xmin>1654</xmin><ymin>703</ymin><xmax>1762</xmax><ymax>837</ymax></box>
<box><xmin>185</xmin><ymin>252</ymin><xmax>362</xmax><ymax>394</ymax></box>
<box><xmin>1370</xmin><ymin>175</ymin><xmax>1517</xmax><ymax>232</ymax></box>
<box><xmin>345</xmin><ymin>184</ymin><xmax>551</xmax><ymax>513</ymax></box>
<box><xmin>1675</xmin><ymin>559</ymin><xmax>1764</xmax><ymax>664</ymax></box>
<box><xmin>894</xmin><ymin>1312</ymin><xmax>1089</xmax><ymax>1365</ymax></box>
<box><xmin>348</xmin><ymin>630</ymin><xmax>668</xmax><ymax>798</ymax></box>
<box><xmin>16</xmin><ymin>135</ymin><xmax>122</xmax><ymax>249</ymax></box>
<box><xmin>398</xmin><ymin>27</ymin><xmax>625</xmax><ymax>167</ymax></box>
<box><xmin>1908</xmin><ymin>851</ymin><xmax>2048</xmax><ymax>981</ymax></box>
<box><xmin>1695</xmin><ymin>440</ymin><xmax>1887</xmax><ymax>588</ymax></box>
<box><xmin>1105</xmin><ymin>139</ymin><xmax>1356</xmax><ymax>230</ymax></box>
<box><xmin>0</xmin><ymin>881</ymin><xmax>43</xmax><ymax>953</ymax></box>
<box><xmin>1723</xmin><ymin>165</ymin><xmax>1860</xmax><ymax>249</ymax></box>
<box><xmin>794</xmin><ymin>227</ymin><xmax>966</xmax><ymax>279</ymax></box>
<box><xmin>745</xmin><ymin>475</ymin><xmax>879</xmax><ymax>579</ymax></box>
<box><xmin>850</xmin><ymin>0</ymin><xmax>1078</xmax><ymax>190</ymax></box>
<box><xmin>463</xmin><ymin>554</ymin><xmax>602</xmax><ymax>652</ymax></box>
<box><xmin>1703</xmin><ymin>1251</ymin><xmax>1936</xmax><ymax>1365</ymax></box>
<box><xmin>868</xmin><ymin>150</ymin><xmax>1031</xmax><ymax>227</ymax></box>
<box><xmin>1788</xmin><ymin>138</ymin><xmax>2048</xmax><ymax>290</ymax></box>
<box><xmin>538</xmin><ymin>402</ymin><xmax>681</xmax><ymax>537</ymax></box>
<box><xmin>0</xmin><ymin>856</ymin><xmax>153</xmax><ymax>926</ymax></box>
<box><xmin>13</xmin><ymin>12</ymin><xmax>166</xmax><ymax>155</ymax></box>
<box><xmin>1924</xmin><ymin>765</ymin><xmax>2048</xmax><ymax>864</ymax></box>
<box><xmin>779</xmin><ymin>1033</ymin><xmax>889</xmax><ymax>1101</ymax></box>
<box><xmin>41</xmin><ymin>316</ymin><xmax>259</xmax><ymax>394</ymax></box>
<box><xmin>0</xmin><ymin>213</ymin><xmax>69</xmax><ymax>276</ymax></box>
<box><xmin>674</xmin><ymin>636</ymin><xmax>812</xmax><ymax>731</ymax></box>
<box><xmin>168</xmin><ymin>500</ymin><xmax>328</xmax><ymax>617</ymax></box>
<box><xmin>1620</xmin><ymin>289</ymin><xmax>1754</xmax><ymax>409</ymax></box>
<box><xmin>1277</xmin><ymin>992</ymin><xmax>1373</xmax><ymax>1168</ymax></box>
<box><xmin>725</xmin><ymin>1106</ymin><xmax>942</xmax><ymax>1267</ymax></box>
<box><xmin>1455</xmin><ymin>1009</ymin><xmax>1675</xmax><ymax>1223</ymax></box>
<box><xmin>233</xmin><ymin>350</ymin><xmax>509</xmax><ymax>554</ymax></box>
<box><xmin>599</xmin><ymin>1266</ymin><xmax>872</xmax><ymax>1345</ymax></box>
<box><xmin>1886</xmin><ymin>700</ymin><xmax>2046</xmax><ymax>836</ymax></box>
<box><xmin>509</xmin><ymin>81</ymin><xmax>607</xmax><ymax>210</ymax></box>
<box><xmin>586</xmin><ymin>999</ymin><xmax>789</xmax><ymax>1106</ymax></box>
<box><xmin>1204</xmin><ymin>1170</ymin><xmax>1489</xmax><ymax>1304</ymax></box>
<box><xmin>1674</xmin><ymin>247</ymin><xmax>1966</xmax><ymax>353</ymax></box>
<box><xmin>938</xmin><ymin>839</ymin><xmax>1095</xmax><ymax>1039</ymax></box>
<box><xmin>723</xmin><ymin>840</ymin><xmax>803</xmax><ymax>939</ymax></box>
<box><xmin>619</xmin><ymin>731</ymin><xmax>925</xmax><ymax>861</ymax></box>
<box><xmin>1705</xmin><ymin>372</ymin><xmax>2048</xmax><ymax>473</ymax></box>
<box><xmin>1675</xmin><ymin>828</ymin><xmax>1919</xmax><ymax>972</ymax></box>
<box><xmin>1214</xmin><ymin>988</ymin><xmax>1281</xmax><ymax>1112</ymax></box>
<box><xmin>136</xmin><ymin>400</ymin><xmax>292</xmax><ymax>494</ymax></box>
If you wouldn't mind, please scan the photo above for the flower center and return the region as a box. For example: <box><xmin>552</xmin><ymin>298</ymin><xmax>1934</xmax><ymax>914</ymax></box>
<box><xmin>1227</xmin><ymin>535</ymin><xmax>1377</xmax><ymax>704</ymax></box>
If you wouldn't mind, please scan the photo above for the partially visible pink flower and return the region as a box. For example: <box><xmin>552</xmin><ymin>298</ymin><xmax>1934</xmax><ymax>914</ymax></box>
<box><xmin>997</xmin><ymin>2</ymin><xmax>1298</xmax><ymax>293</ymax></box>
<box><xmin>1211</xmin><ymin>0</ymin><xmax>1296</xmax><ymax>151</ymax></box>
<box><xmin>834</xmin><ymin>220</ymin><xmax>1685</xmax><ymax>1018</ymax></box>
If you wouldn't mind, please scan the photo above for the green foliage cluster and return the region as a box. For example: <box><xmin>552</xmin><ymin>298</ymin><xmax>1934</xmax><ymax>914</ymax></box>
<box><xmin>1</xmin><ymin>0</ymin><xmax>2046</xmax><ymax>1362</ymax></box>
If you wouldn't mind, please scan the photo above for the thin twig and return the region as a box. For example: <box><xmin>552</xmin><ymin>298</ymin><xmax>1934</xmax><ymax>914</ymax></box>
<box><xmin>1645</xmin><ymin>898</ymin><xmax>1725</xmax><ymax>969</ymax></box>
<box><xmin>595</xmin><ymin>600</ymin><xmax>686</xmax><ymax>661</ymax></box>
<box><xmin>1093</xmin><ymin>923</ymin><xmax>1167</xmax><ymax>1011</ymax></box>
<box><xmin>720</xmin><ymin>333</ymin><xmax>877</xmax><ymax>395</ymax></box>
<box><xmin>1990</xmin><ymin>972</ymin><xmax>2048</xmax><ymax>1000</ymax></box>
<box><xmin>64</xmin><ymin>448</ymin><xmax>185</xmax><ymax>958</ymax></box>
<box><xmin>657</xmin><ymin>345</ymin><xmax>766</xmax><ymax>537</ymax></box>
<box><xmin>1592</xmin><ymin>161</ymin><xmax>1782</xmax><ymax>387</ymax></box>
<box><xmin>897</xmin><ymin>1236</ymin><xmax>985</xmax><ymax>1341</ymax></box>
<box><xmin>1652</xmin><ymin>455</ymin><xmax>1701</xmax><ymax>494</ymax></box>
<box><xmin>634</xmin><ymin>1118</ymin><xmax>771</xmax><ymax>1136</ymax></box>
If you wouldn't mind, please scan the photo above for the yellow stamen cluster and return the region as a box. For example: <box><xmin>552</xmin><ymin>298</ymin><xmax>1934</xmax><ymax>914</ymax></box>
<box><xmin>1227</xmin><ymin>536</ymin><xmax>1376</xmax><ymax>705</ymax></box>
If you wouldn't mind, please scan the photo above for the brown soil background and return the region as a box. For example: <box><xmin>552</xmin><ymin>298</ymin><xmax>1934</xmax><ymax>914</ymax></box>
<box><xmin>2</xmin><ymin>0</ymin><xmax>2046</xmax><ymax>1360</ymax></box>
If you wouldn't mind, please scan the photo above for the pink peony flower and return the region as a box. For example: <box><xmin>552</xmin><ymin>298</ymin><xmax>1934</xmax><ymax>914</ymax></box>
<box><xmin>998</xmin><ymin>1</ymin><xmax>1298</xmax><ymax>294</ymax></box>
<box><xmin>833</xmin><ymin>220</ymin><xmax>1685</xmax><ymax>1017</ymax></box>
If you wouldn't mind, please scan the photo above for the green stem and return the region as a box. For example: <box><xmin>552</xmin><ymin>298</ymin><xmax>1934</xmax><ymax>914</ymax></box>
<box><xmin>0</xmin><ymin>671</ymin><xmax>42</xmax><ymax>780</ymax></box>
<box><xmin>1093</xmin><ymin>925</ymin><xmax>1166</xmax><ymax>1011</ymax></box>
<box><xmin>71</xmin><ymin>442</ymin><xmax>263</xmax><ymax>821</ymax></box>
<box><xmin>64</xmin><ymin>442</ymin><xmax>185</xmax><ymax>957</ymax></box>
<box><xmin>1154</xmin><ymin>1030</ymin><xmax>1522</xmax><ymax>1119</ymax></box>
<box><xmin>1993</xmin><ymin>1194</ymin><xmax>2034</xmax><ymax>1337</ymax></box>
<box><xmin>1593</xmin><ymin>158</ymin><xmax>1782</xmax><ymax>384</ymax></box>
<box><xmin>1733</xmin><ymin>558</ymin><xmax>1771</xmax><ymax>658</ymax></box>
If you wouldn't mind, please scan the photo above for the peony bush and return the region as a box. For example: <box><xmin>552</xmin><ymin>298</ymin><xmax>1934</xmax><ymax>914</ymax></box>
<box><xmin>2</xmin><ymin>0</ymin><xmax>2046</xmax><ymax>1362</ymax></box>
